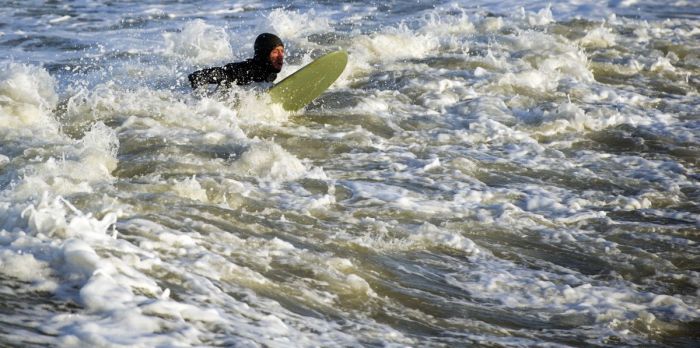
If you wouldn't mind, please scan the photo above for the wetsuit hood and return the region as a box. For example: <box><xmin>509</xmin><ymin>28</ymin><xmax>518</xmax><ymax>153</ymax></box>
<box><xmin>253</xmin><ymin>33</ymin><xmax>284</xmax><ymax>72</ymax></box>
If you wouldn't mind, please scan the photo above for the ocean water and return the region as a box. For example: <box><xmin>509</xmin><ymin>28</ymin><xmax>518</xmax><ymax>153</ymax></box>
<box><xmin>1</xmin><ymin>0</ymin><xmax>699</xmax><ymax>346</ymax></box>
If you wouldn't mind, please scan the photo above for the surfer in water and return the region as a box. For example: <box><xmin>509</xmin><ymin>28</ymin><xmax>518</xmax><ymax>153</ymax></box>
<box><xmin>188</xmin><ymin>33</ymin><xmax>284</xmax><ymax>89</ymax></box>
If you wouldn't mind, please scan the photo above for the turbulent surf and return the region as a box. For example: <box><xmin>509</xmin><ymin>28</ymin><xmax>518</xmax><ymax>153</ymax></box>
<box><xmin>1</xmin><ymin>1</ymin><xmax>698</xmax><ymax>347</ymax></box>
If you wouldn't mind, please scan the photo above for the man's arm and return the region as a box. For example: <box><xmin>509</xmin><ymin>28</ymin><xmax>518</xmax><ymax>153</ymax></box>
<box><xmin>188</xmin><ymin>61</ymin><xmax>269</xmax><ymax>89</ymax></box>
<box><xmin>188</xmin><ymin>67</ymin><xmax>228</xmax><ymax>89</ymax></box>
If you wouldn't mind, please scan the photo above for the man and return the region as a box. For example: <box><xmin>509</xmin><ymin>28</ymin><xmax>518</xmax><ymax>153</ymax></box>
<box><xmin>188</xmin><ymin>33</ymin><xmax>284</xmax><ymax>89</ymax></box>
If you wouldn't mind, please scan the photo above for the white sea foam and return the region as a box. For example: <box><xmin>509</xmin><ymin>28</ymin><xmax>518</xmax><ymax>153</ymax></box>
<box><xmin>163</xmin><ymin>19</ymin><xmax>233</xmax><ymax>64</ymax></box>
<box><xmin>9</xmin><ymin>122</ymin><xmax>118</xmax><ymax>201</ymax></box>
<box><xmin>63</xmin><ymin>84</ymin><xmax>247</xmax><ymax>142</ymax></box>
<box><xmin>234</xmin><ymin>89</ymin><xmax>289</xmax><ymax>124</ymax></box>
<box><xmin>171</xmin><ymin>176</ymin><xmax>209</xmax><ymax>202</ymax></box>
<box><xmin>350</xmin><ymin>24</ymin><xmax>440</xmax><ymax>66</ymax></box>
<box><xmin>409</xmin><ymin>223</ymin><xmax>481</xmax><ymax>255</ymax></box>
<box><xmin>1</xmin><ymin>1</ymin><xmax>699</xmax><ymax>346</ymax></box>
<box><xmin>0</xmin><ymin>249</ymin><xmax>54</xmax><ymax>285</ymax></box>
<box><xmin>0</xmin><ymin>63</ymin><xmax>59</xmax><ymax>130</ymax></box>
<box><xmin>447</xmin><ymin>257</ymin><xmax>700</xmax><ymax>326</ymax></box>
<box><xmin>516</xmin><ymin>5</ymin><xmax>555</xmax><ymax>26</ymax></box>
<box><xmin>579</xmin><ymin>26</ymin><xmax>617</xmax><ymax>48</ymax></box>
<box><xmin>0</xmin><ymin>194</ymin><xmax>196</xmax><ymax>346</ymax></box>
<box><xmin>231</xmin><ymin>141</ymin><xmax>309</xmax><ymax>181</ymax></box>
<box><xmin>265</xmin><ymin>8</ymin><xmax>331</xmax><ymax>42</ymax></box>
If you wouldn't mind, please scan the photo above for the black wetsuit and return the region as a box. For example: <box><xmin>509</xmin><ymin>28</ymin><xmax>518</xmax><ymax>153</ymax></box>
<box><xmin>188</xmin><ymin>59</ymin><xmax>277</xmax><ymax>88</ymax></box>
<box><xmin>188</xmin><ymin>33</ymin><xmax>283</xmax><ymax>90</ymax></box>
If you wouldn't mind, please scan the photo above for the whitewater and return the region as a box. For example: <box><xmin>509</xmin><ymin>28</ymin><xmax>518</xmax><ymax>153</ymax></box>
<box><xmin>1</xmin><ymin>0</ymin><xmax>698</xmax><ymax>347</ymax></box>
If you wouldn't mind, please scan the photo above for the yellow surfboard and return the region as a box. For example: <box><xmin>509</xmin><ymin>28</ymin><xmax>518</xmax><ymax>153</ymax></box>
<box><xmin>269</xmin><ymin>50</ymin><xmax>348</xmax><ymax>111</ymax></box>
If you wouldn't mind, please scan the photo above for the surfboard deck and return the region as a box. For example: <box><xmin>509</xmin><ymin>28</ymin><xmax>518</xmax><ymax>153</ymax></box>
<box><xmin>269</xmin><ymin>50</ymin><xmax>348</xmax><ymax>111</ymax></box>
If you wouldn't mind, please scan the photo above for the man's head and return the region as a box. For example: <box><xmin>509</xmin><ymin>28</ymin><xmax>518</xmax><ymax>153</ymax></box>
<box><xmin>254</xmin><ymin>33</ymin><xmax>284</xmax><ymax>72</ymax></box>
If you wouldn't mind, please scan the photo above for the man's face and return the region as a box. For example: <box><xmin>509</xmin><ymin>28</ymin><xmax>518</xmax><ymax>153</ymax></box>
<box><xmin>269</xmin><ymin>46</ymin><xmax>284</xmax><ymax>71</ymax></box>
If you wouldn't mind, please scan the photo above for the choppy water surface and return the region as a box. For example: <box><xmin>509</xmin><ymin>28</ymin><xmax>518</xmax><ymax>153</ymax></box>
<box><xmin>1</xmin><ymin>1</ymin><xmax>699</xmax><ymax>346</ymax></box>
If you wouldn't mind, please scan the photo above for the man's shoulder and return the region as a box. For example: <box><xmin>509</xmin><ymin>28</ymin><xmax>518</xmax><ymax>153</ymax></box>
<box><xmin>224</xmin><ymin>59</ymin><xmax>257</xmax><ymax>70</ymax></box>
<box><xmin>222</xmin><ymin>59</ymin><xmax>273</xmax><ymax>85</ymax></box>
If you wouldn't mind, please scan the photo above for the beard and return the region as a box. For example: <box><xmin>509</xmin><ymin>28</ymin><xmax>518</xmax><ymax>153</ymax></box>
<box><xmin>270</xmin><ymin>61</ymin><xmax>283</xmax><ymax>73</ymax></box>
